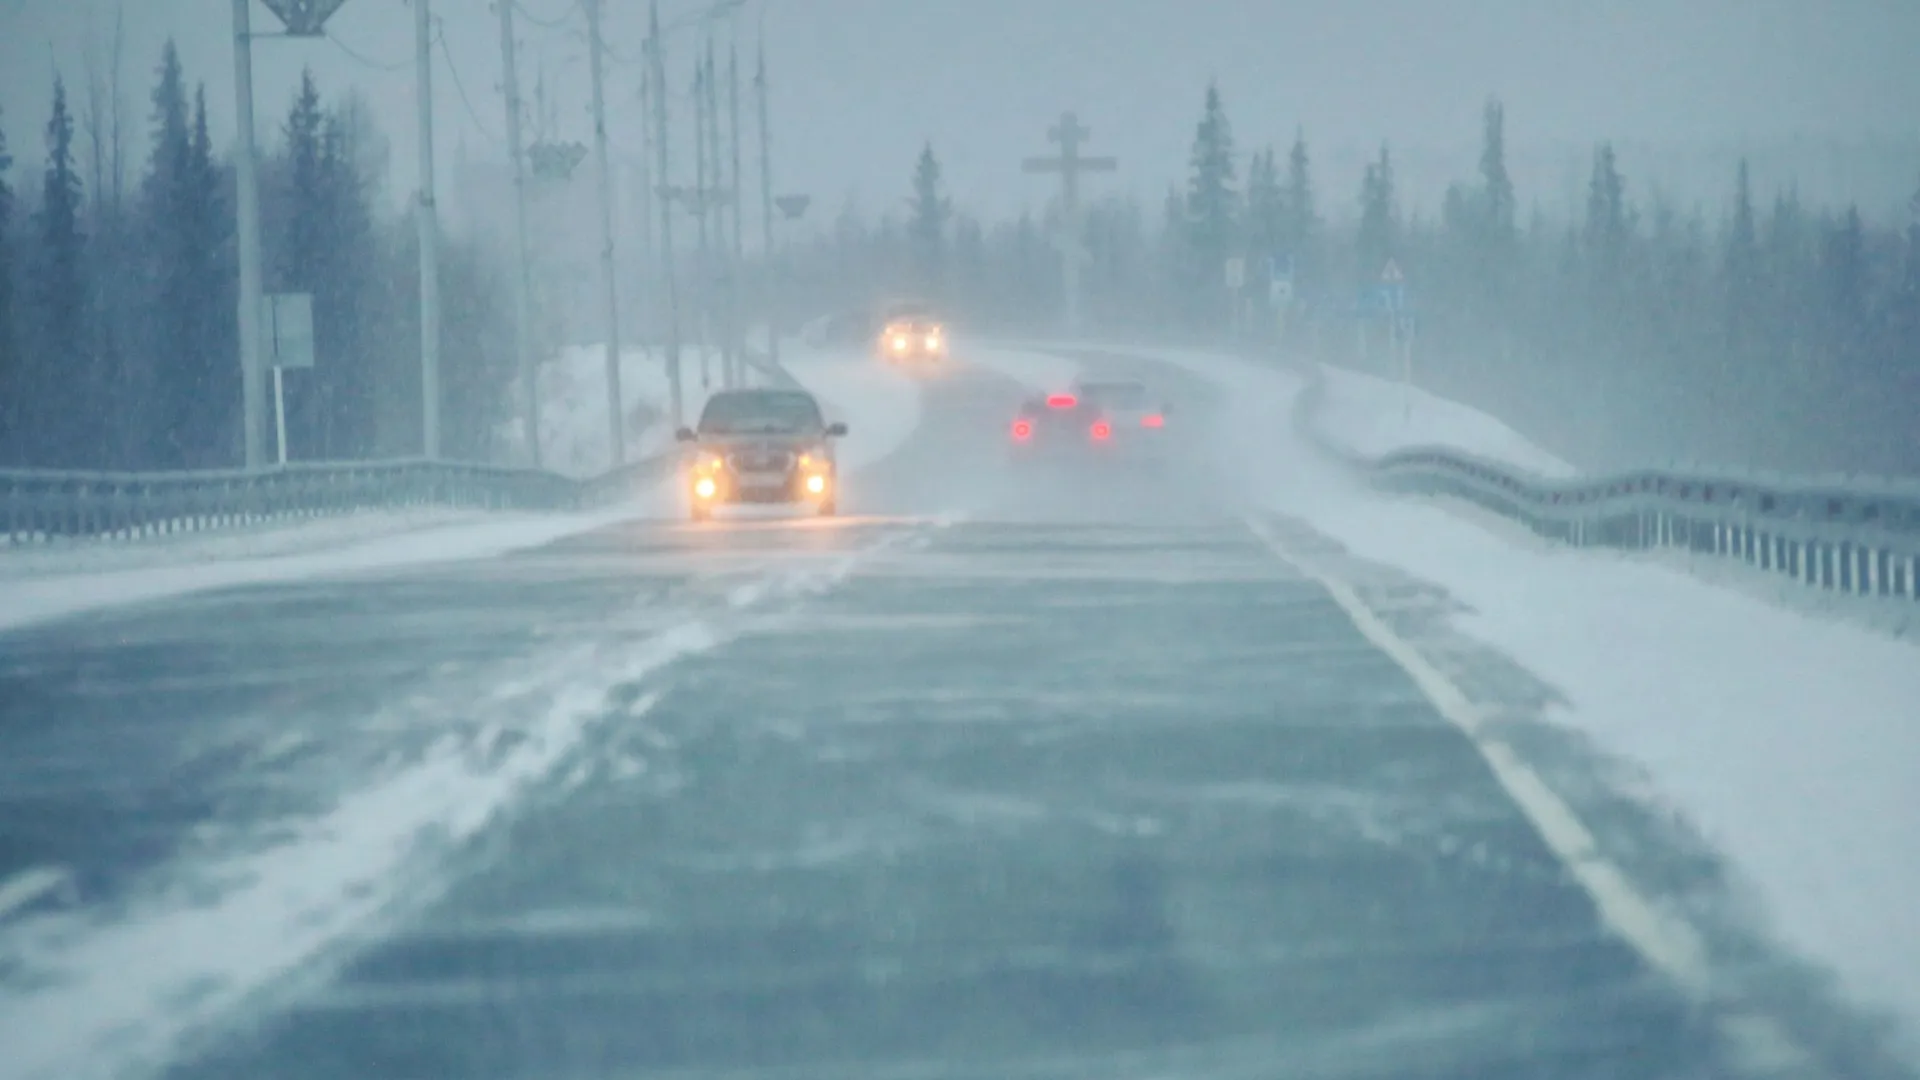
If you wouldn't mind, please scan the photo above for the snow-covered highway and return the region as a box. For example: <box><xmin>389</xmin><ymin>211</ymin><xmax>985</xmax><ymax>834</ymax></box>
<box><xmin>0</xmin><ymin>342</ymin><xmax>1915</xmax><ymax>1080</ymax></box>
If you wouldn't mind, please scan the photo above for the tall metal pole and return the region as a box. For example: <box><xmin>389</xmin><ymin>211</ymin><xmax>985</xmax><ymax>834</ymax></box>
<box><xmin>415</xmin><ymin>0</ymin><xmax>442</xmax><ymax>459</ymax></box>
<box><xmin>585</xmin><ymin>0</ymin><xmax>625</xmax><ymax>465</ymax></box>
<box><xmin>727</xmin><ymin>36</ymin><xmax>746</xmax><ymax>373</ymax></box>
<box><xmin>705</xmin><ymin>40</ymin><xmax>734</xmax><ymax>388</ymax></box>
<box><xmin>754</xmin><ymin>36</ymin><xmax>777</xmax><ymax>364</ymax></box>
<box><xmin>648</xmin><ymin>1</ymin><xmax>685</xmax><ymax>429</ymax></box>
<box><xmin>498</xmin><ymin>0</ymin><xmax>540</xmax><ymax>467</ymax></box>
<box><xmin>692</xmin><ymin>57</ymin><xmax>712</xmax><ymax>390</ymax></box>
<box><xmin>232</xmin><ymin>0</ymin><xmax>266</xmax><ymax>468</ymax></box>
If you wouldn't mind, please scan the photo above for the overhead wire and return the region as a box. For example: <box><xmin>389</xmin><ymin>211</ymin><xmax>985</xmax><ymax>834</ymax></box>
<box><xmin>511</xmin><ymin>0</ymin><xmax>581</xmax><ymax>30</ymax></box>
<box><xmin>435</xmin><ymin>18</ymin><xmax>502</xmax><ymax>145</ymax></box>
<box><xmin>325</xmin><ymin>29</ymin><xmax>412</xmax><ymax>72</ymax></box>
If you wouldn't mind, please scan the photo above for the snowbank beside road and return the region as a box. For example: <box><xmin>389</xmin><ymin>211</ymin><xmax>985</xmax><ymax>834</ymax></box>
<box><xmin>1130</xmin><ymin>344</ymin><xmax>1920</xmax><ymax>1061</ymax></box>
<box><xmin>1313</xmin><ymin>362</ymin><xmax>1578</xmax><ymax>478</ymax></box>
<box><xmin>0</xmin><ymin>503</ymin><xmax>668</xmax><ymax>634</ymax></box>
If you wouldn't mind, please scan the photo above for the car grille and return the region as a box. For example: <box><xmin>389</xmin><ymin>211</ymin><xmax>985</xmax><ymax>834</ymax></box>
<box><xmin>727</xmin><ymin>448</ymin><xmax>794</xmax><ymax>473</ymax></box>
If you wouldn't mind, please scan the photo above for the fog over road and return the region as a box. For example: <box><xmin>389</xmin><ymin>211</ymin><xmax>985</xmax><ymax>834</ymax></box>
<box><xmin>0</xmin><ymin>349</ymin><xmax>1861</xmax><ymax>1079</ymax></box>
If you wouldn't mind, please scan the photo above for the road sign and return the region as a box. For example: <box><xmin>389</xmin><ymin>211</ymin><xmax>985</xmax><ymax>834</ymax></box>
<box><xmin>1381</xmin><ymin>258</ymin><xmax>1403</xmax><ymax>284</ymax></box>
<box><xmin>1225</xmin><ymin>257</ymin><xmax>1246</xmax><ymax>290</ymax></box>
<box><xmin>1270</xmin><ymin>278</ymin><xmax>1294</xmax><ymax>305</ymax></box>
<box><xmin>263</xmin><ymin>293</ymin><xmax>314</xmax><ymax>369</ymax></box>
<box><xmin>774</xmin><ymin>193</ymin><xmax>811</xmax><ymax>220</ymax></box>
<box><xmin>260</xmin><ymin>0</ymin><xmax>349</xmax><ymax>36</ymax></box>
<box><xmin>1267</xmin><ymin>253</ymin><xmax>1294</xmax><ymax>282</ymax></box>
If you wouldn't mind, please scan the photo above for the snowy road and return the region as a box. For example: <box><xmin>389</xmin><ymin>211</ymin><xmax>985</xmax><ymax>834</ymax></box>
<box><xmin>0</xmin><ymin>349</ymin><xmax>1881</xmax><ymax>1078</ymax></box>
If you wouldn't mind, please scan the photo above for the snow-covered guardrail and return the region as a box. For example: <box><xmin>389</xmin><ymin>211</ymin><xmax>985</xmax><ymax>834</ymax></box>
<box><xmin>0</xmin><ymin>453</ymin><xmax>677</xmax><ymax>546</ymax></box>
<box><xmin>1293</xmin><ymin>363</ymin><xmax>1920</xmax><ymax>606</ymax></box>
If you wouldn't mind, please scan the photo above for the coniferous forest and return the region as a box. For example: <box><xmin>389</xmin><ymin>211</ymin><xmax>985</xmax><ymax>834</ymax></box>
<box><xmin>2</xmin><ymin>59</ymin><xmax>1915</xmax><ymax>476</ymax></box>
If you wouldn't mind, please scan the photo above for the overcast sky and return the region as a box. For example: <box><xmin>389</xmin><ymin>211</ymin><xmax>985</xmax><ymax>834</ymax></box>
<box><xmin>3</xmin><ymin>0</ymin><xmax>1918</xmax><ymax>223</ymax></box>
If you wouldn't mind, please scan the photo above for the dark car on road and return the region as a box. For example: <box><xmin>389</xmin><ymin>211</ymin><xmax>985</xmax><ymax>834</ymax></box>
<box><xmin>676</xmin><ymin>389</ymin><xmax>848</xmax><ymax>521</ymax></box>
<box><xmin>1009</xmin><ymin>379</ymin><xmax>1170</xmax><ymax>462</ymax></box>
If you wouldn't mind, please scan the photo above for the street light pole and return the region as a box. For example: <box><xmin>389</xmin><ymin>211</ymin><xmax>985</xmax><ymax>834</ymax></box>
<box><xmin>585</xmin><ymin>0</ymin><xmax>625</xmax><ymax>466</ymax></box>
<box><xmin>648</xmin><ymin>1</ymin><xmax>685</xmax><ymax>430</ymax></box>
<box><xmin>498</xmin><ymin>0</ymin><xmax>540</xmax><ymax>467</ymax></box>
<box><xmin>415</xmin><ymin>0</ymin><xmax>441</xmax><ymax>459</ymax></box>
<box><xmin>754</xmin><ymin>36</ymin><xmax>777</xmax><ymax>364</ymax></box>
<box><xmin>232</xmin><ymin>0</ymin><xmax>266</xmax><ymax>468</ymax></box>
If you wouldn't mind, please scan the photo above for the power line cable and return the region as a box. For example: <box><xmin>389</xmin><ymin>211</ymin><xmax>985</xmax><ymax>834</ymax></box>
<box><xmin>325</xmin><ymin>29</ymin><xmax>412</xmax><ymax>72</ymax></box>
<box><xmin>436</xmin><ymin>19</ymin><xmax>501</xmax><ymax>144</ymax></box>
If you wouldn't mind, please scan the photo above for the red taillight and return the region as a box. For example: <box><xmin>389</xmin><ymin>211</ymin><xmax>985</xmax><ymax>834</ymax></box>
<box><xmin>1011</xmin><ymin>419</ymin><xmax>1032</xmax><ymax>440</ymax></box>
<box><xmin>1090</xmin><ymin>420</ymin><xmax>1111</xmax><ymax>440</ymax></box>
<box><xmin>1141</xmin><ymin>414</ymin><xmax>1164</xmax><ymax>428</ymax></box>
<box><xmin>1046</xmin><ymin>394</ymin><xmax>1077</xmax><ymax>409</ymax></box>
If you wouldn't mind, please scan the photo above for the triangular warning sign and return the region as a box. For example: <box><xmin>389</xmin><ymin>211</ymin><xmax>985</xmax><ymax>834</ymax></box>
<box><xmin>1381</xmin><ymin>259</ymin><xmax>1404</xmax><ymax>283</ymax></box>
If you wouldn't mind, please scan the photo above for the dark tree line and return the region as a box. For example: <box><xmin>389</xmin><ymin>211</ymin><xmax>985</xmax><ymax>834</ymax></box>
<box><xmin>0</xmin><ymin>47</ymin><xmax>515</xmax><ymax>471</ymax></box>
<box><xmin>786</xmin><ymin>85</ymin><xmax>1920</xmax><ymax>476</ymax></box>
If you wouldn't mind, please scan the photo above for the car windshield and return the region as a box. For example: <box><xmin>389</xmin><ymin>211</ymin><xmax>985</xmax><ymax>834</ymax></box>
<box><xmin>697</xmin><ymin>391</ymin><xmax>823</xmax><ymax>436</ymax></box>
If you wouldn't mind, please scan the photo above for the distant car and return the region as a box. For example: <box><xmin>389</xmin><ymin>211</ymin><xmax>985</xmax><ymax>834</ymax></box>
<box><xmin>1008</xmin><ymin>379</ymin><xmax>1170</xmax><ymax>461</ymax></box>
<box><xmin>676</xmin><ymin>389</ymin><xmax>848</xmax><ymax>521</ymax></box>
<box><xmin>874</xmin><ymin>303</ymin><xmax>949</xmax><ymax>363</ymax></box>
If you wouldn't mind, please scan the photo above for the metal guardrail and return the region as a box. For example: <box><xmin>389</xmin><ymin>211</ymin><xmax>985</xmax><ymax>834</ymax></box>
<box><xmin>1292</xmin><ymin>362</ymin><xmax>1920</xmax><ymax>607</ymax></box>
<box><xmin>0</xmin><ymin>347</ymin><xmax>810</xmax><ymax>546</ymax></box>
<box><xmin>0</xmin><ymin>453</ymin><xmax>678</xmax><ymax>546</ymax></box>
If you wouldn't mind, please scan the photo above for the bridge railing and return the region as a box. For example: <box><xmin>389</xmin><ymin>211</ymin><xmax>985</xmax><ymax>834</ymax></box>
<box><xmin>1291</xmin><ymin>362</ymin><xmax>1920</xmax><ymax>607</ymax></box>
<box><xmin>0</xmin><ymin>454</ymin><xmax>679</xmax><ymax>546</ymax></box>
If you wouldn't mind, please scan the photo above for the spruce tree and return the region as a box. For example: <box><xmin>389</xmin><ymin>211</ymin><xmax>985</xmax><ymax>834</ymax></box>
<box><xmin>37</xmin><ymin>75</ymin><xmax>91</xmax><ymax>468</ymax></box>
<box><xmin>0</xmin><ymin>106</ymin><xmax>16</xmax><ymax>462</ymax></box>
<box><xmin>1478</xmin><ymin>99</ymin><xmax>1515</xmax><ymax>251</ymax></box>
<box><xmin>906</xmin><ymin>142</ymin><xmax>949</xmax><ymax>296</ymax></box>
<box><xmin>1282</xmin><ymin>128</ymin><xmax>1316</xmax><ymax>281</ymax></box>
<box><xmin>1356</xmin><ymin>144</ymin><xmax>1396</xmax><ymax>285</ymax></box>
<box><xmin>1724</xmin><ymin>158</ymin><xmax>1759</xmax><ymax>355</ymax></box>
<box><xmin>1244</xmin><ymin>147</ymin><xmax>1285</xmax><ymax>269</ymax></box>
<box><xmin>140</xmin><ymin>40</ymin><xmax>193</xmax><ymax>467</ymax></box>
<box><xmin>1583</xmin><ymin>142</ymin><xmax>1630</xmax><ymax>264</ymax></box>
<box><xmin>1185</xmin><ymin>82</ymin><xmax>1238</xmax><ymax>289</ymax></box>
<box><xmin>180</xmin><ymin>82</ymin><xmax>230</xmax><ymax>467</ymax></box>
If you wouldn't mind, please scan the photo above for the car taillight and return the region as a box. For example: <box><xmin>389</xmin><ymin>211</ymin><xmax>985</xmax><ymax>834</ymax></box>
<box><xmin>1046</xmin><ymin>394</ymin><xmax>1076</xmax><ymax>409</ymax></box>
<box><xmin>1011</xmin><ymin>419</ymin><xmax>1032</xmax><ymax>440</ymax></box>
<box><xmin>1090</xmin><ymin>420</ymin><xmax>1111</xmax><ymax>440</ymax></box>
<box><xmin>1141</xmin><ymin>414</ymin><xmax>1164</xmax><ymax>428</ymax></box>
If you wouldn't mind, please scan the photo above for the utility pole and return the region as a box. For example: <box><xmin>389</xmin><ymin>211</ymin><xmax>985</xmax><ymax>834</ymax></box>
<box><xmin>727</xmin><ymin>37</ymin><xmax>747</xmax><ymax>373</ymax></box>
<box><xmin>232</xmin><ymin>0</ymin><xmax>266</xmax><ymax>468</ymax></box>
<box><xmin>585</xmin><ymin>0</ymin><xmax>625</xmax><ymax>466</ymax></box>
<box><xmin>648</xmin><ymin>0</ymin><xmax>685</xmax><ymax>430</ymax></box>
<box><xmin>705</xmin><ymin>40</ymin><xmax>735</xmax><ymax>388</ymax></box>
<box><xmin>498</xmin><ymin>0</ymin><xmax>540</xmax><ymax>467</ymax></box>
<box><xmin>754</xmin><ymin>36</ymin><xmax>777</xmax><ymax>363</ymax></box>
<box><xmin>415</xmin><ymin>0</ymin><xmax>442</xmax><ymax>458</ymax></box>
<box><xmin>1021</xmin><ymin>112</ymin><xmax>1116</xmax><ymax>337</ymax></box>
<box><xmin>692</xmin><ymin>58</ymin><xmax>712</xmax><ymax>391</ymax></box>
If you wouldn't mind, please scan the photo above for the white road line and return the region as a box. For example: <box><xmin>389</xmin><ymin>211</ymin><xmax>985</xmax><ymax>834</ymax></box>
<box><xmin>0</xmin><ymin>866</ymin><xmax>73</xmax><ymax>920</ymax></box>
<box><xmin>1244</xmin><ymin>515</ymin><xmax>1820</xmax><ymax>1078</ymax></box>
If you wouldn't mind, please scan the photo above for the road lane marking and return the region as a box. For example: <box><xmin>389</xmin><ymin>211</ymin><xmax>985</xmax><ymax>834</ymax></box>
<box><xmin>1244</xmin><ymin>515</ymin><xmax>1820</xmax><ymax>1078</ymax></box>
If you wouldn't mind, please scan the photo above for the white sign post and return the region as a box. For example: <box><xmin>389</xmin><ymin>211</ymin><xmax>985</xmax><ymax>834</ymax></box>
<box><xmin>263</xmin><ymin>292</ymin><xmax>315</xmax><ymax>466</ymax></box>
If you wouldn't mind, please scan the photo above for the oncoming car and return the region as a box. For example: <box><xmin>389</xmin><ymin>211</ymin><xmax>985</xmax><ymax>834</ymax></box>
<box><xmin>1009</xmin><ymin>379</ymin><xmax>1170</xmax><ymax>462</ymax></box>
<box><xmin>676</xmin><ymin>389</ymin><xmax>848</xmax><ymax>521</ymax></box>
<box><xmin>874</xmin><ymin>303</ymin><xmax>948</xmax><ymax>363</ymax></box>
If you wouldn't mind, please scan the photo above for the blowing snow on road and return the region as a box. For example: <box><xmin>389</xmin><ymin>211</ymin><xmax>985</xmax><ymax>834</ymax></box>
<box><xmin>3</xmin><ymin>341</ymin><xmax>1913</xmax><ymax>1080</ymax></box>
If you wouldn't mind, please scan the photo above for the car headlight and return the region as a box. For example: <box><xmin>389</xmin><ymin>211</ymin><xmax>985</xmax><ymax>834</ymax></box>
<box><xmin>693</xmin><ymin>476</ymin><xmax>718</xmax><ymax>499</ymax></box>
<box><xmin>805</xmin><ymin>473</ymin><xmax>828</xmax><ymax>495</ymax></box>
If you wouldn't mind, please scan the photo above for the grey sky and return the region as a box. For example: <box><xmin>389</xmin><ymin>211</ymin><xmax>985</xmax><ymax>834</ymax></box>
<box><xmin>3</xmin><ymin>0</ymin><xmax>1917</xmax><ymax>224</ymax></box>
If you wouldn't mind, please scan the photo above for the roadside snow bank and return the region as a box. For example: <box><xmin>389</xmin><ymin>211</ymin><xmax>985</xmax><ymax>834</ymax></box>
<box><xmin>1140</xmin><ymin>345</ymin><xmax>1920</xmax><ymax>1059</ymax></box>
<box><xmin>1314</xmin><ymin>362</ymin><xmax>1577</xmax><ymax>478</ymax></box>
<box><xmin>502</xmin><ymin>344</ymin><xmax>723</xmax><ymax>478</ymax></box>
<box><xmin>0</xmin><ymin>503</ymin><xmax>668</xmax><ymax>634</ymax></box>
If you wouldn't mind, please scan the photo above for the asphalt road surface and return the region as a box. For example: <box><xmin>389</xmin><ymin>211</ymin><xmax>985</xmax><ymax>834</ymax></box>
<box><xmin>0</xmin><ymin>349</ymin><xmax>1836</xmax><ymax>1079</ymax></box>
